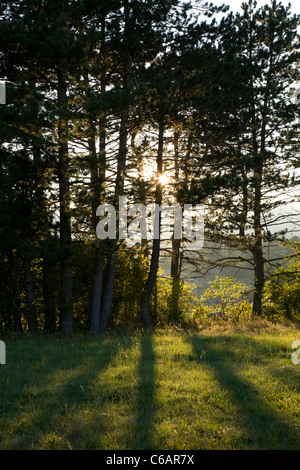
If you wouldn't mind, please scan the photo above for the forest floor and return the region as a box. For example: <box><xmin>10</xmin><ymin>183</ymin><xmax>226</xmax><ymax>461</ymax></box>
<box><xmin>0</xmin><ymin>320</ymin><xmax>300</xmax><ymax>450</ymax></box>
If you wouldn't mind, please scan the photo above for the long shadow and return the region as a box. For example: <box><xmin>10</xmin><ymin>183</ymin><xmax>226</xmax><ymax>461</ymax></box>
<box><xmin>189</xmin><ymin>334</ymin><xmax>300</xmax><ymax>449</ymax></box>
<box><xmin>237</xmin><ymin>334</ymin><xmax>300</xmax><ymax>394</ymax></box>
<box><xmin>0</xmin><ymin>334</ymin><xmax>134</xmax><ymax>449</ymax></box>
<box><xmin>134</xmin><ymin>331</ymin><xmax>155</xmax><ymax>450</ymax></box>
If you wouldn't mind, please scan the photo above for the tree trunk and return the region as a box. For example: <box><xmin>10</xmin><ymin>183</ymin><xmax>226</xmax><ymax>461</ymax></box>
<box><xmin>252</xmin><ymin>236</ymin><xmax>264</xmax><ymax>316</ymax></box>
<box><xmin>24</xmin><ymin>261</ymin><xmax>38</xmax><ymax>333</ymax></box>
<box><xmin>29</xmin><ymin>79</ymin><xmax>57</xmax><ymax>333</ymax></box>
<box><xmin>171</xmin><ymin>128</ymin><xmax>181</xmax><ymax>281</ymax></box>
<box><xmin>100</xmin><ymin>251</ymin><xmax>117</xmax><ymax>332</ymax></box>
<box><xmin>57</xmin><ymin>74</ymin><xmax>73</xmax><ymax>334</ymax></box>
<box><xmin>43</xmin><ymin>254</ymin><xmax>57</xmax><ymax>333</ymax></box>
<box><xmin>252</xmin><ymin>145</ymin><xmax>265</xmax><ymax>316</ymax></box>
<box><xmin>251</xmin><ymin>107</ymin><xmax>268</xmax><ymax>318</ymax></box>
<box><xmin>99</xmin><ymin>46</ymin><xmax>132</xmax><ymax>332</ymax></box>
<box><xmin>141</xmin><ymin>237</ymin><xmax>160</xmax><ymax>327</ymax></box>
<box><xmin>90</xmin><ymin>65</ymin><xmax>107</xmax><ymax>334</ymax></box>
<box><xmin>249</xmin><ymin>21</ymin><xmax>273</xmax><ymax>317</ymax></box>
<box><xmin>90</xmin><ymin>250</ymin><xmax>104</xmax><ymax>333</ymax></box>
<box><xmin>88</xmin><ymin>122</ymin><xmax>103</xmax><ymax>334</ymax></box>
<box><xmin>7</xmin><ymin>250</ymin><xmax>23</xmax><ymax>333</ymax></box>
<box><xmin>169</xmin><ymin>129</ymin><xmax>181</xmax><ymax>322</ymax></box>
<box><xmin>141</xmin><ymin>120</ymin><xmax>164</xmax><ymax>327</ymax></box>
<box><xmin>99</xmin><ymin>105</ymin><xmax>128</xmax><ymax>331</ymax></box>
<box><xmin>11</xmin><ymin>288</ymin><xmax>22</xmax><ymax>334</ymax></box>
<box><xmin>239</xmin><ymin>164</ymin><xmax>248</xmax><ymax>238</ymax></box>
<box><xmin>169</xmin><ymin>237</ymin><xmax>181</xmax><ymax>323</ymax></box>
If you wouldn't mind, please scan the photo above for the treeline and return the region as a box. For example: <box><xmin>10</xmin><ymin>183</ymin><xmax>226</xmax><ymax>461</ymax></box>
<box><xmin>0</xmin><ymin>0</ymin><xmax>299</xmax><ymax>334</ymax></box>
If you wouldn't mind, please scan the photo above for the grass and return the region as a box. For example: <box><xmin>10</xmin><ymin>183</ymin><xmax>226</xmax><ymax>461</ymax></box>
<box><xmin>0</xmin><ymin>320</ymin><xmax>300</xmax><ymax>450</ymax></box>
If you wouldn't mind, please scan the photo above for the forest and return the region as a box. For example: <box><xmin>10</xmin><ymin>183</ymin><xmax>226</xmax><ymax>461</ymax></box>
<box><xmin>1</xmin><ymin>0</ymin><xmax>300</xmax><ymax>336</ymax></box>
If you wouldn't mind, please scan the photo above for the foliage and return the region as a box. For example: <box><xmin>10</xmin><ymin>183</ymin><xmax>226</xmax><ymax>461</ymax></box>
<box><xmin>263</xmin><ymin>242</ymin><xmax>300</xmax><ymax>322</ymax></box>
<box><xmin>111</xmin><ymin>249</ymin><xmax>149</xmax><ymax>327</ymax></box>
<box><xmin>153</xmin><ymin>274</ymin><xmax>199</xmax><ymax>327</ymax></box>
<box><xmin>111</xmin><ymin>261</ymin><xmax>199</xmax><ymax>328</ymax></box>
<box><xmin>196</xmin><ymin>276</ymin><xmax>252</xmax><ymax>323</ymax></box>
<box><xmin>0</xmin><ymin>0</ymin><xmax>299</xmax><ymax>333</ymax></box>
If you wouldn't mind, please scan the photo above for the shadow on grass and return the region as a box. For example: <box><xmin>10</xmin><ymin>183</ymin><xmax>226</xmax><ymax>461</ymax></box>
<box><xmin>189</xmin><ymin>334</ymin><xmax>300</xmax><ymax>449</ymax></box>
<box><xmin>134</xmin><ymin>332</ymin><xmax>155</xmax><ymax>450</ymax></box>
<box><xmin>0</xmin><ymin>334</ymin><xmax>134</xmax><ymax>450</ymax></box>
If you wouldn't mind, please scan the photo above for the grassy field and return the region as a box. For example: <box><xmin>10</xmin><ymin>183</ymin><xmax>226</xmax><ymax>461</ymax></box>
<box><xmin>0</xmin><ymin>321</ymin><xmax>300</xmax><ymax>450</ymax></box>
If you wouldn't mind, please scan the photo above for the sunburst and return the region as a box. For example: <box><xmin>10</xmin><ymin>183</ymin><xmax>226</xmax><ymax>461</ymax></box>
<box><xmin>158</xmin><ymin>173</ymin><xmax>170</xmax><ymax>186</ymax></box>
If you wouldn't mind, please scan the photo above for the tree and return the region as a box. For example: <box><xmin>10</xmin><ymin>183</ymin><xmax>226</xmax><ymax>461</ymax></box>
<box><xmin>228</xmin><ymin>0</ymin><xmax>300</xmax><ymax>315</ymax></box>
<box><xmin>188</xmin><ymin>1</ymin><xmax>300</xmax><ymax>316</ymax></box>
<box><xmin>263</xmin><ymin>241</ymin><xmax>300</xmax><ymax>321</ymax></box>
<box><xmin>97</xmin><ymin>0</ymin><xmax>187</xmax><ymax>331</ymax></box>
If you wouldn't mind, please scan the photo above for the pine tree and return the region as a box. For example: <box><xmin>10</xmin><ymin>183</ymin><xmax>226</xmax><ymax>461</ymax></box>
<box><xmin>196</xmin><ymin>0</ymin><xmax>300</xmax><ymax>316</ymax></box>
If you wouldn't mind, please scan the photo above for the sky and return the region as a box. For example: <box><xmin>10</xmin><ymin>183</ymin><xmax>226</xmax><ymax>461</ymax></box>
<box><xmin>211</xmin><ymin>0</ymin><xmax>300</xmax><ymax>14</ymax></box>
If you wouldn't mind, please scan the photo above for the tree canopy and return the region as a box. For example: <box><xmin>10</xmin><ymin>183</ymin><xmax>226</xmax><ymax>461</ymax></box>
<box><xmin>0</xmin><ymin>0</ymin><xmax>299</xmax><ymax>334</ymax></box>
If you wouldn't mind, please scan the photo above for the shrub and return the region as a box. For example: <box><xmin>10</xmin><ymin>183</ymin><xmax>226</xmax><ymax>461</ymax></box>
<box><xmin>263</xmin><ymin>242</ymin><xmax>300</xmax><ymax>322</ymax></box>
<box><xmin>196</xmin><ymin>276</ymin><xmax>252</xmax><ymax>323</ymax></box>
<box><xmin>154</xmin><ymin>274</ymin><xmax>199</xmax><ymax>327</ymax></box>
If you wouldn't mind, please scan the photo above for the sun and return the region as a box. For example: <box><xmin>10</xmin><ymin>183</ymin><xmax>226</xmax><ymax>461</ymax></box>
<box><xmin>159</xmin><ymin>173</ymin><xmax>170</xmax><ymax>186</ymax></box>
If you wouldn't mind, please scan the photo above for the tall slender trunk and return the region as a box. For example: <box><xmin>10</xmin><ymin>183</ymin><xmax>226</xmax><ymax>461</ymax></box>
<box><xmin>169</xmin><ymin>237</ymin><xmax>181</xmax><ymax>324</ymax></box>
<box><xmin>90</xmin><ymin>112</ymin><xmax>106</xmax><ymax>333</ymax></box>
<box><xmin>250</xmin><ymin>130</ymin><xmax>264</xmax><ymax>316</ymax></box>
<box><xmin>100</xmin><ymin>252</ymin><xmax>118</xmax><ymax>332</ymax></box>
<box><xmin>239</xmin><ymin>163</ymin><xmax>248</xmax><ymax>238</ymax></box>
<box><xmin>141</xmin><ymin>120</ymin><xmax>165</xmax><ymax>327</ymax></box>
<box><xmin>99</xmin><ymin>104</ymin><xmax>128</xmax><ymax>332</ymax></box>
<box><xmin>249</xmin><ymin>22</ymin><xmax>274</xmax><ymax>316</ymax></box>
<box><xmin>43</xmin><ymin>253</ymin><xmax>57</xmax><ymax>333</ymax></box>
<box><xmin>252</xmin><ymin>39</ymin><xmax>273</xmax><ymax>316</ymax></box>
<box><xmin>252</xmin><ymin>165</ymin><xmax>264</xmax><ymax>316</ymax></box>
<box><xmin>31</xmin><ymin>89</ymin><xmax>57</xmax><ymax>333</ymax></box>
<box><xmin>252</xmin><ymin>115</ymin><xmax>267</xmax><ymax>316</ymax></box>
<box><xmin>90</xmin><ymin>250</ymin><xmax>104</xmax><ymax>333</ymax></box>
<box><xmin>99</xmin><ymin>45</ymin><xmax>132</xmax><ymax>333</ymax></box>
<box><xmin>11</xmin><ymin>289</ymin><xmax>22</xmax><ymax>334</ymax></box>
<box><xmin>171</xmin><ymin>239</ymin><xmax>181</xmax><ymax>280</ymax></box>
<box><xmin>89</xmin><ymin>17</ymin><xmax>107</xmax><ymax>334</ymax></box>
<box><xmin>247</xmin><ymin>21</ymin><xmax>263</xmax><ymax>317</ymax></box>
<box><xmin>24</xmin><ymin>261</ymin><xmax>38</xmax><ymax>333</ymax></box>
<box><xmin>169</xmin><ymin>129</ymin><xmax>181</xmax><ymax>323</ymax></box>
<box><xmin>251</xmin><ymin>94</ymin><xmax>269</xmax><ymax>317</ymax></box>
<box><xmin>171</xmin><ymin>129</ymin><xmax>181</xmax><ymax>280</ymax></box>
<box><xmin>57</xmin><ymin>74</ymin><xmax>73</xmax><ymax>334</ymax></box>
<box><xmin>89</xmin><ymin>119</ymin><xmax>103</xmax><ymax>334</ymax></box>
<box><xmin>9</xmin><ymin>255</ymin><xmax>22</xmax><ymax>333</ymax></box>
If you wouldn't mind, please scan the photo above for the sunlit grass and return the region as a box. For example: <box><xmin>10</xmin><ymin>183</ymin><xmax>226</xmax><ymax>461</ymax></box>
<box><xmin>0</xmin><ymin>322</ymin><xmax>299</xmax><ymax>449</ymax></box>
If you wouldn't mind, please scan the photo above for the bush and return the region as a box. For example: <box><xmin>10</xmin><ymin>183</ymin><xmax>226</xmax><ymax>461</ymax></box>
<box><xmin>263</xmin><ymin>242</ymin><xmax>300</xmax><ymax>322</ymax></box>
<box><xmin>153</xmin><ymin>274</ymin><xmax>199</xmax><ymax>327</ymax></box>
<box><xmin>196</xmin><ymin>276</ymin><xmax>252</xmax><ymax>324</ymax></box>
<box><xmin>112</xmin><ymin>249</ymin><xmax>149</xmax><ymax>327</ymax></box>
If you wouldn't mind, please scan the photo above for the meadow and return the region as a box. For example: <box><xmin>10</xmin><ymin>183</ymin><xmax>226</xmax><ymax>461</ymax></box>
<box><xmin>0</xmin><ymin>321</ymin><xmax>300</xmax><ymax>450</ymax></box>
